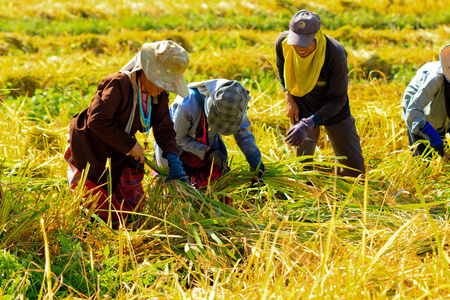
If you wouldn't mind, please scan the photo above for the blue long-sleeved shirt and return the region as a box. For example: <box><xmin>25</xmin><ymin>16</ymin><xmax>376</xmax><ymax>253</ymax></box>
<box><xmin>401</xmin><ymin>61</ymin><xmax>449</xmax><ymax>138</ymax></box>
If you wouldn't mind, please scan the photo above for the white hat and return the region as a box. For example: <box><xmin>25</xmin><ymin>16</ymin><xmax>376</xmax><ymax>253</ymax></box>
<box><xmin>120</xmin><ymin>40</ymin><xmax>190</xmax><ymax>97</ymax></box>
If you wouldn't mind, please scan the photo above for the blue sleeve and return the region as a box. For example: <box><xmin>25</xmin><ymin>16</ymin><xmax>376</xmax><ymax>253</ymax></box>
<box><xmin>233</xmin><ymin>115</ymin><xmax>263</xmax><ymax>170</ymax></box>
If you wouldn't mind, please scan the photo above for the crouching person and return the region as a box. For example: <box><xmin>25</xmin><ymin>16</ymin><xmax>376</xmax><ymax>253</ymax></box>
<box><xmin>155</xmin><ymin>79</ymin><xmax>265</xmax><ymax>203</ymax></box>
<box><xmin>402</xmin><ymin>45</ymin><xmax>450</xmax><ymax>159</ymax></box>
<box><xmin>65</xmin><ymin>41</ymin><xmax>190</xmax><ymax>228</ymax></box>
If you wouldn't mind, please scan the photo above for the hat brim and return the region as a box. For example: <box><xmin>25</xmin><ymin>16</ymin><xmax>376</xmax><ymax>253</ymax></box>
<box><xmin>141</xmin><ymin>44</ymin><xmax>189</xmax><ymax>98</ymax></box>
<box><xmin>287</xmin><ymin>31</ymin><xmax>316</xmax><ymax>48</ymax></box>
<box><xmin>440</xmin><ymin>45</ymin><xmax>450</xmax><ymax>82</ymax></box>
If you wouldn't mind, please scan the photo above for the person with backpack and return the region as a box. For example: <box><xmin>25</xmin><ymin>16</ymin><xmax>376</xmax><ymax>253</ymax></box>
<box><xmin>154</xmin><ymin>79</ymin><xmax>265</xmax><ymax>200</ymax></box>
<box><xmin>401</xmin><ymin>45</ymin><xmax>450</xmax><ymax>159</ymax></box>
<box><xmin>65</xmin><ymin>41</ymin><xmax>190</xmax><ymax>228</ymax></box>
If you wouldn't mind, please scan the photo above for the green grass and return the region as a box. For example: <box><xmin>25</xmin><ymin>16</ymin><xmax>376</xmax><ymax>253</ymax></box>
<box><xmin>1</xmin><ymin>3</ymin><xmax>450</xmax><ymax>36</ymax></box>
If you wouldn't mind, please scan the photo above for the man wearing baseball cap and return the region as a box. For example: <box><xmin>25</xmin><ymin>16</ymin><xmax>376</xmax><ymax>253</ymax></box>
<box><xmin>275</xmin><ymin>10</ymin><xmax>365</xmax><ymax>177</ymax></box>
<box><xmin>402</xmin><ymin>45</ymin><xmax>450</xmax><ymax>159</ymax></box>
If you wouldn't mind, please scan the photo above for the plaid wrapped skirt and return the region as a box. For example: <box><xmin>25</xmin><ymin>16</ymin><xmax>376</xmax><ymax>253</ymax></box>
<box><xmin>64</xmin><ymin>147</ymin><xmax>144</xmax><ymax>228</ymax></box>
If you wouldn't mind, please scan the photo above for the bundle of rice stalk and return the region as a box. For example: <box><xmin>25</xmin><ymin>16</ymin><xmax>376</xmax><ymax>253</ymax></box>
<box><xmin>135</xmin><ymin>168</ymin><xmax>267</xmax><ymax>269</ymax></box>
<box><xmin>143</xmin><ymin>157</ymin><xmax>245</xmax><ymax>221</ymax></box>
<box><xmin>23</xmin><ymin>125</ymin><xmax>65</xmax><ymax>154</ymax></box>
<box><xmin>379</xmin><ymin>215</ymin><xmax>450</xmax><ymax>258</ymax></box>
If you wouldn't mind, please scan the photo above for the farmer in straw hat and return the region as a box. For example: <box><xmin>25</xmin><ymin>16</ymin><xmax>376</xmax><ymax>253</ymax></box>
<box><xmin>402</xmin><ymin>45</ymin><xmax>450</xmax><ymax>159</ymax></box>
<box><xmin>65</xmin><ymin>40</ymin><xmax>190</xmax><ymax>228</ymax></box>
<box><xmin>275</xmin><ymin>10</ymin><xmax>365</xmax><ymax>177</ymax></box>
<box><xmin>154</xmin><ymin>79</ymin><xmax>265</xmax><ymax>202</ymax></box>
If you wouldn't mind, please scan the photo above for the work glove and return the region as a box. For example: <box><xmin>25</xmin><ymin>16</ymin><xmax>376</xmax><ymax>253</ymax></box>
<box><xmin>206</xmin><ymin>148</ymin><xmax>229</xmax><ymax>172</ymax></box>
<box><xmin>285</xmin><ymin>117</ymin><xmax>314</xmax><ymax>146</ymax></box>
<box><xmin>420</xmin><ymin>122</ymin><xmax>444</xmax><ymax>156</ymax></box>
<box><xmin>250</xmin><ymin>162</ymin><xmax>265</xmax><ymax>186</ymax></box>
<box><xmin>166</xmin><ymin>153</ymin><xmax>191</xmax><ymax>184</ymax></box>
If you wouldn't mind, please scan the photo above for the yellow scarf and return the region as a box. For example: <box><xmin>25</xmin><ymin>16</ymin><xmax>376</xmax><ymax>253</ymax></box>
<box><xmin>282</xmin><ymin>30</ymin><xmax>326</xmax><ymax>97</ymax></box>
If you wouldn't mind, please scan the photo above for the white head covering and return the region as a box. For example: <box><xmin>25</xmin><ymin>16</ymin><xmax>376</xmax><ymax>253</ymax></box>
<box><xmin>120</xmin><ymin>40</ymin><xmax>190</xmax><ymax>98</ymax></box>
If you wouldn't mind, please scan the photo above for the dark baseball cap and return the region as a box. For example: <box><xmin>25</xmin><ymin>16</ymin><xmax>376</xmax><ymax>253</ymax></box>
<box><xmin>287</xmin><ymin>10</ymin><xmax>321</xmax><ymax>47</ymax></box>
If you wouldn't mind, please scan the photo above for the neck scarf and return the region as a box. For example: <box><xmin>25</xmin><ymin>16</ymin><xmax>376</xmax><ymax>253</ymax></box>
<box><xmin>282</xmin><ymin>30</ymin><xmax>326</xmax><ymax>97</ymax></box>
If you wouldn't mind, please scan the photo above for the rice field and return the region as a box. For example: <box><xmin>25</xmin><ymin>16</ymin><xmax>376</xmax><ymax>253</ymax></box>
<box><xmin>1</xmin><ymin>0</ymin><xmax>450</xmax><ymax>298</ymax></box>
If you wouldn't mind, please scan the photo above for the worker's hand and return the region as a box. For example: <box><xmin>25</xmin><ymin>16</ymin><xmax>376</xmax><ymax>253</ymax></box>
<box><xmin>166</xmin><ymin>153</ymin><xmax>191</xmax><ymax>184</ymax></box>
<box><xmin>285</xmin><ymin>90</ymin><xmax>298</xmax><ymax>125</ymax></box>
<box><xmin>206</xmin><ymin>148</ymin><xmax>228</xmax><ymax>172</ymax></box>
<box><xmin>420</xmin><ymin>122</ymin><xmax>444</xmax><ymax>156</ymax></box>
<box><xmin>128</xmin><ymin>141</ymin><xmax>145</xmax><ymax>163</ymax></box>
<box><xmin>250</xmin><ymin>162</ymin><xmax>265</xmax><ymax>187</ymax></box>
<box><xmin>285</xmin><ymin>118</ymin><xmax>314</xmax><ymax>146</ymax></box>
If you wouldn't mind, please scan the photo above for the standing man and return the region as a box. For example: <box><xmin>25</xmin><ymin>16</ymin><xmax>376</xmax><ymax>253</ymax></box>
<box><xmin>401</xmin><ymin>45</ymin><xmax>450</xmax><ymax>159</ymax></box>
<box><xmin>275</xmin><ymin>10</ymin><xmax>365</xmax><ymax>177</ymax></box>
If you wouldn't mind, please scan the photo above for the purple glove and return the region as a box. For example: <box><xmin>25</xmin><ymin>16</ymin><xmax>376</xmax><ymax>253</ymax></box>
<box><xmin>285</xmin><ymin>118</ymin><xmax>314</xmax><ymax>146</ymax></box>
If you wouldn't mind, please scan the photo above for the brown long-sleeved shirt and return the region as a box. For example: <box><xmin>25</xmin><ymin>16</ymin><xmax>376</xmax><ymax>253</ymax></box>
<box><xmin>68</xmin><ymin>72</ymin><xmax>179</xmax><ymax>189</ymax></box>
<box><xmin>275</xmin><ymin>31</ymin><xmax>351</xmax><ymax>125</ymax></box>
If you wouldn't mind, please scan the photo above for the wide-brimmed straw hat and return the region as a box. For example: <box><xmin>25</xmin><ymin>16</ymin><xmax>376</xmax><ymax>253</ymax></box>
<box><xmin>120</xmin><ymin>40</ymin><xmax>190</xmax><ymax>98</ymax></box>
<box><xmin>206</xmin><ymin>80</ymin><xmax>251</xmax><ymax>136</ymax></box>
<box><xmin>440</xmin><ymin>45</ymin><xmax>450</xmax><ymax>82</ymax></box>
